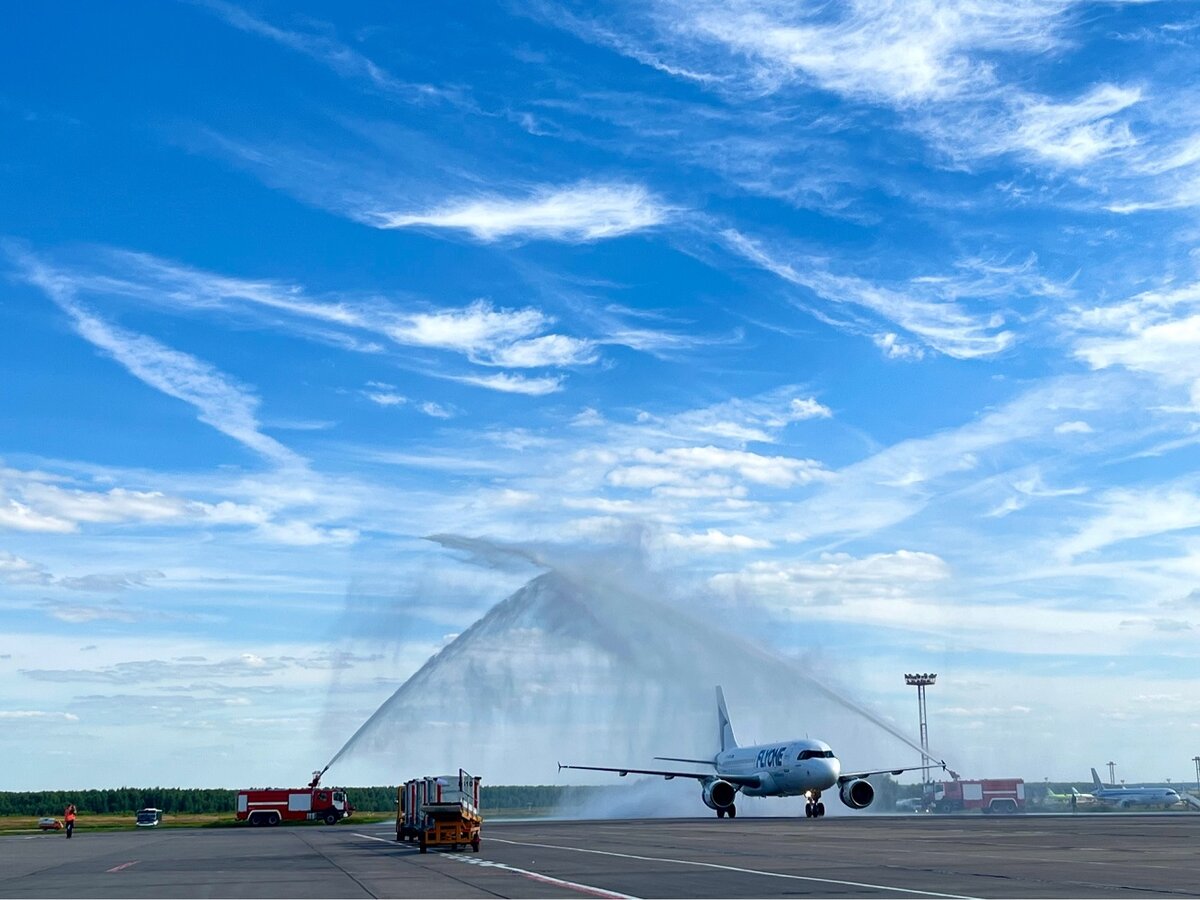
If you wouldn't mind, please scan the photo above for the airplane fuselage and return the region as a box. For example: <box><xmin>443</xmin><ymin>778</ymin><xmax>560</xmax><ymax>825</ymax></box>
<box><xmin>1094</xmin><ymin>787</ymin><xmax>1181</xmax><ymax>808</ymax></box>
<box><xmin>715</xmin><ymin>738</ymin><xmax>841</xmax><ymax>798</ymax></box>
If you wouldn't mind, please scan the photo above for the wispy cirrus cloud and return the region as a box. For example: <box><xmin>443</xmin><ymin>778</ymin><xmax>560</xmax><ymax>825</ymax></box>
<box><xmin>553</xmin><ymin>0</ymin><xmax>1152</xmax><ymax>187</ymax></box>
<box><xmin>661</xmin><ymin>0</ymin><xmax>1069</xmax><ymax>106</ymax></box>
<box><xmin>723</xmin><ymin>229</ymin><xmax>1022</xmax><ymax>359</ymax></box>
<box><xmin>1067</xmin><ymin>280</ymin><xmax>1200</xmax><ymax>408</ymax></box>
<box><xmin>607</xmin><ymin>445</ymin><xmax>831</xmax><ymax>491</ymax></box>
<box><xmin>11</xmin><ymin>245</ymin><xmax>304</xmax><ymax>469</ymax></box>
<box><xmin>446</xmin><ymin>372</ymin><xmax>565</xmax><ymax>395</ymax></box>
<box><xmin>1058</xmin><ymin>485</ymin><xmax>1200</xmax><ymax>561</ymax></box>
<box><xmin>197</xmin><ymin>0</ymin><xmax>447</xmax><ymax>102</ymax></box>
<box><xmin>983</xmin><ymin>84</ymin><xmax>1142</xmax><ymax>167</ymax></box>
<box><xmin>15</xmin><ymin>248</ymin><xmax>614</xmax><ymax>392</ymax></box>
<box><xmin>373</xmin><ymin>182</ymin><xmax>671</xmax><ymax>242</ymax></box>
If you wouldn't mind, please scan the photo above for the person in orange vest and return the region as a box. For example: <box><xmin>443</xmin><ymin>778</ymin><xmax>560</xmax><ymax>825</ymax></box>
<box><xmin>64</xmin><ymin>804</ymin><xmax>76</xmax><ymax>839</ymax></box>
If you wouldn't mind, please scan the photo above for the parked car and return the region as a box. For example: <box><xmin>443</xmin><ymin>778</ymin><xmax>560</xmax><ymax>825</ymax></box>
<box><xmin>37</xmin><ymin>817</ymin><xmax>63</xmax><ymax>831</ymax></box>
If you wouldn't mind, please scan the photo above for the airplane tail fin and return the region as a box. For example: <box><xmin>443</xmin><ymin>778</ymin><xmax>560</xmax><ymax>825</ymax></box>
<box><xmin>1091</xmin><ymin>767</ymin><xmax>1104</xmax><ymax>789</ymax></box>
<box><xmin>716</xmin><ymin>686</ymin><xmax>738</xmax><ymax>752</ymax></box>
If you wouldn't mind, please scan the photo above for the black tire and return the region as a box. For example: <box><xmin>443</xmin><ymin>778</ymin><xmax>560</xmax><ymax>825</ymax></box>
<box><xmin>324</xmin><ymin>813</ymin><xmax>337</xmax><ymax>826</ymax></box>
<box><xmin>728</xmin><ymin>804</ymin><xmax>737</xmax><ymax>819</ymax></box>
<box><xmin>249</xmin><ymin>813</ymin><xmax>261</xmax><ymax>826</ymax></box>
<box><xmin>472</xmin><ymin>839</ymin><xmax>480</xmax><ymax>853</ymax></box>
<box><xmin>267</xmin><ymin>812</ymin><xmax>280</xmax><ymax>826</ymax></box>
<box><xmin>805</xmin><ymin>803</ymin><xmax>813</xmax><ymax>818</ymax></box>
<box><xmin>716</xmin><ymin>808</ymin><xmax>725</xmax><ymax>818</ymax></box>
<box><xmin>816</xmin><ymin>803</ymin><xmax>825</xmax><ymax>817</ymax></box>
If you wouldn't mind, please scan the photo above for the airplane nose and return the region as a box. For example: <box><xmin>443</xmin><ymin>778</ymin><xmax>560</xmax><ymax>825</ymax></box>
<box><xmin>824</xmin><ymin>757</ymin><xmax>841</xmax><ymax>785</ymax></box>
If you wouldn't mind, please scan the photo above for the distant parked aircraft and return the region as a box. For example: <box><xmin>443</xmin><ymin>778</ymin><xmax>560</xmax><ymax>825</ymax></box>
<box><xmin>560</xmin><ymin>686</ymin><xmax>939</xmax><ymax>819</ymax></box>
<box><xmin>1089</xmin><ymin>768</ymin><xmax>1181</xmax><ymax>809</ymax></box>
<box><xmin>1045</xmin><ymin>786</ymin><xmax>1098</xmax><ymax>807</ymax></box>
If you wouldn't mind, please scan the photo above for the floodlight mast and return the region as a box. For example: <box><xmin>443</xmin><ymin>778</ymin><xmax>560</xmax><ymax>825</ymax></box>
<box><xmin>904</xmin><ymin>673</ymin><xmax>937</xmax><ymax>782</ymax></box>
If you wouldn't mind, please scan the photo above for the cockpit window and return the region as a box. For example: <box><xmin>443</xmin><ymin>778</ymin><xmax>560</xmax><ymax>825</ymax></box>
<box><xmin>798</xmin><ymin>750</ymin><xmax>836</xmax><ymax>760</ymax></box>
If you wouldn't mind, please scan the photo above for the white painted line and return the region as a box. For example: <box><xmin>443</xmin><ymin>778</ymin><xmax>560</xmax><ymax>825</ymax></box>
<box><xmin>447</xmin><ymin>854</ymin><xmax>638</xmax><ymax>899</ymax></box>
<box><xmin>354</xmin><ymin>833</ymin><xmax>395</xmax><ymax>844</ymax></box>
<box><xmin>106</xmin><ymin>860</ymin><xmax>139</xmax><ymax>873</ymax></box>
<box><xmin>352</xmin><ymin>833</ymin><xmax>637</xmax><ymax>898</ymax></box>
<box><xmin>489</xmin><ymin>838</ymin><xmax>982</xmax><ymax>900</ymax></box>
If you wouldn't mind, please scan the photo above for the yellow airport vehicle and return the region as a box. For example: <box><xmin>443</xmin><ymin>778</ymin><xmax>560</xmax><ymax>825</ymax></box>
<box><xmin>396</xmin><ymin>769</ymin><xmax>482</xmax><ymax>853</ymax></box>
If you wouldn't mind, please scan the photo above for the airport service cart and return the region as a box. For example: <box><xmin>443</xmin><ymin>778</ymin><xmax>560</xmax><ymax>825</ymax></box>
<box><xmin>397</xmin><ymin>769</ymin><xmax>482</xmax><ymax>853</ymax></box>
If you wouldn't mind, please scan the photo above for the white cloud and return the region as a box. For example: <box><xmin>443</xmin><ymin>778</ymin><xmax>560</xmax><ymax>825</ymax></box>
<box><xmin>199</xmin><ymin>0</ymin><xmax>441</xmax><ymax>101</ymax></box>
<box><xmin>724</xmin><ymin>230</ymin><xmax>1017</xmax><ymax>358</ymax></box>
<box><xmin>419</xmin><ymin>402</ymin><xmax>454</xmax><ymax>419</ymax></box>
<box><xmin>873</xmin><ymin>332</ymin><xmax>926</xmax><ymax>360</ymax></box>
<box><xmin>1055</xmin><ymin>420</ymin><xmax>1093</xmax><ymax>435</ymax></box>
<box><xmin>255</xmin><ymin>520</ymin><xmax>359</xmax><ymax>546</ymax></box>
<box><xmin>21</xmin><ymin>485</ymin><xmax>191</xmax><ymax>524</ymax></box>
<box><xmin>660</xmin><ymin>528</ymin><xmax>771</xmax><ymax>551</ymax></box>
<box><xmin>387</xmin><ymin>300</ymin><xmax>547</xmax><ymax>354</ymax></box>
<box><xmin>374</xmin><ymin>182</ymin><xmax>670</xmax><ymax>242</ymax></box>
<box><xmin>12</xmin><ymin>248</ymin><xmax>303</xmax><ymax>469</ymax></box>
<box><xmin>1059</xmin><ymin>487</ymin><xmax>1200</xmax><ymax>560</ymax></box>
<box><xmin>364</xmin><ymin>391</ymin><xmax>406</xmax><ymax>407</ymax></box>
<box><xmin>448</xmin><ymin>372</ymin><xmax>565</xmax><ymax>395</ymax></box>
<box><xmin>487</xmin><ymin>334</ymin><xmax>599</xmax><ymax>368</ymax></box>
<box><xmin>0</xmin><ymin>710</ymin><xmax>79</xmax><ymax>721</ymax></box>
<box><xmin>788</xmin><ymin>397</ymin><xmax>832</xmax><ymax>420</ymax></box>
<box><xmin>710</xmin><ymin>550</ymin><xmax>951</xmax><ymax>606</ymax></box>
<box><xmin>1068</xmin><ymin>280</ymin><xmax>1200</xmax><ymax>409</ymax></box>
<box><xmin>671</xmin><ymin>0</ymin><xmax>1067</xmax><ymax>106</ymax></box>
<box><xmin>0</xmin><ymin>552</ymin><xmax>52</xmax><ymax>585</ymax></box>
<box><xmin>10</xmin><ymin>248</ymin><xmax>607</xmax><ymax>397</ymax></box>
<box><xmin>0</xmin><ymin>500</ymin><xmax>75</xmax><ymax>533</ymax></box>
<box><xmin>610</xmin><ymin>445</ymin><xmax>830</xmax><ymax>490</ymax></box>
<box><xmin>1000</xmin><ymin>85</ymin><xmax>1141</xmax><ymax>166</ymax></box>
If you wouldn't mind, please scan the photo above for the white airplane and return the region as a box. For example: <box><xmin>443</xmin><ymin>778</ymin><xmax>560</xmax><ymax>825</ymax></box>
<box><xmin>1089</xmin><ymin>768</ymin><xmax>1182</xmax><ymax>809</ymax></box>
<box><xmin>560</xmin><ymin>686</ymin><xmax>941</xmax><ymax>819</ymax></box>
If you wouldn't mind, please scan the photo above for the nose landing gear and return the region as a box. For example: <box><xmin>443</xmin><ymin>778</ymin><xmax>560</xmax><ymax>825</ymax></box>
<box><xmin>804</xmin><ymin>791</ymin><xmax>826</xmax><ymax>818</ymax></box>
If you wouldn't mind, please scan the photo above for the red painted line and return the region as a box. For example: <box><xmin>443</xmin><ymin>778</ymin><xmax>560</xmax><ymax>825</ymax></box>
<box><xmin>106</xmin><ymin>860</ymin><xmax>140</xmax><ymax>873</ymax></box>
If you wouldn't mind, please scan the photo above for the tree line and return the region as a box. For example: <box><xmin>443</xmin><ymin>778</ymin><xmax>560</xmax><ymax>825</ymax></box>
<box><xmin>0</xmin><ymin>784</ymin><xmax>628</xmax><ymax>817</ymax></box>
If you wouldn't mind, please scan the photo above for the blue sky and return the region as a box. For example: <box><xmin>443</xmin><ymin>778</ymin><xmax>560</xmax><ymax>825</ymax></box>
<box><xmin>4</xmin><ymin>1</ymin><xmax>1200</xmax><ymax>791</ymax></box>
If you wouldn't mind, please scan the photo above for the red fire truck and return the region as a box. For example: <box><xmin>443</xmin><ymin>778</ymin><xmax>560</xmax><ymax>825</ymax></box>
<box><xmin>925</xmin><ymin>778</ymin><xmax>1025</xmax><ymax>814</ymax></box>
<box><xmin>236</xmin><ymin>772</ymin><xmax>354</xmax><ymax>826</ymax></box>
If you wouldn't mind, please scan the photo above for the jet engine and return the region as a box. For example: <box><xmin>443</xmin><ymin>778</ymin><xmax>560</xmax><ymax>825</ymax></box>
<box><xmin>701</xmin><ymin>779</ymin><xmax>738</xmax><ymax>811</ymax></box>
<box><xmin>838</xmin><ymin>778</ymin><xmax>875</xmax><ymax>809</ymax></box>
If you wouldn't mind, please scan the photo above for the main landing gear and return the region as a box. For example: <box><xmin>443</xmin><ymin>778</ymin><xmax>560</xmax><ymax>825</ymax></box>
<box><xmin>716</xmin><ymin>804</ymin><xmax>737</xmax><ymax>819</ymax></box>
<box><xmin>805</xmin><ymin>791</ymin><xmax>826</xmax><ymax>818</ymax></box>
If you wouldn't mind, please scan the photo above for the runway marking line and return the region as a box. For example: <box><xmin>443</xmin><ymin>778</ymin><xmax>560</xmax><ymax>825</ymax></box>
<box><xmin>488</xmin><ymin>837</ymin><xmax>983</xmax><ymax>900</ymax></box>
<box><xmin>105</xmin><ymin>861</ymin><xmax>139</xmax><ymax>873</ymax></box>
<box><xmin>352</xmin><ymin>833</ymin><xmax>637</xmax><ymax>899</ymax></box>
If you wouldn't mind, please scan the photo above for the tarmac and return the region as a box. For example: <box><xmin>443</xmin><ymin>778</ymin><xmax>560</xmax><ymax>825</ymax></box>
<box><xmin>0</xmin><ymin>813</ymin><xmax>1197</xmax><ymax>898</ymax></box>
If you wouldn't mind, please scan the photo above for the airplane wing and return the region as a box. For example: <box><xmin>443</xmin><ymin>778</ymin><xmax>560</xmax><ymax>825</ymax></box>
<box><xmin>838</xmin><ymin>761</ymin><xmax>946</xmax><ymax>784</ymax></box>
<box><xmin>559</xmin><ymin>762</ymin><xmax>761</xmax><ymax>788</ymax></box>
